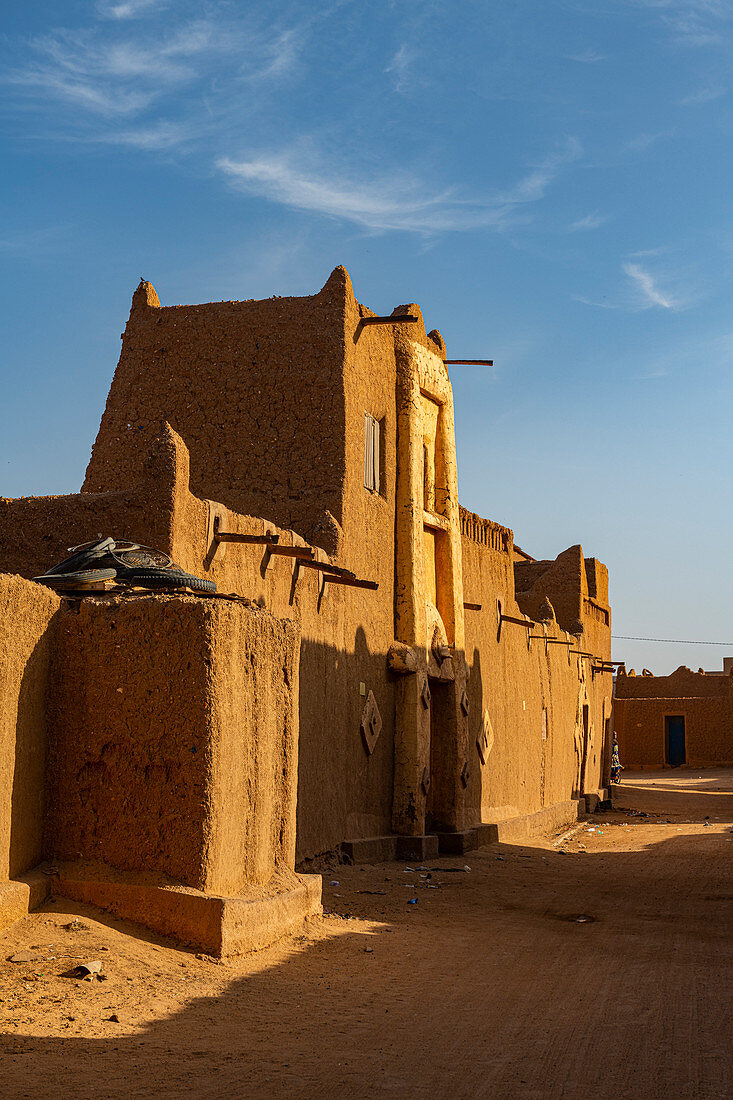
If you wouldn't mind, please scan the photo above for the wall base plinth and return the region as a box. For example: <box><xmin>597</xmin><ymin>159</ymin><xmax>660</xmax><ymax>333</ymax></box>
<box><xmin>341</xmin><ymin>836</ymin><xmax>398</xmax><ymax>863</ymax></box>
<box><xmin>0</xmin><ymin>869</ymin><xmax>52</xmax><ymax>934</ymax></box>
<box><xmin>39</xmin><ymin>863</ymin><xmax>322</xmax><ymax>957</ymax></box>
<box><xmin>435</xmin><ymin>825</ymin><xmax>495</xmax><ymax>854</ymax></box>
<box><xmin>395</xmin><ymin>834</ymin><xmax>440</xmax><ymax>861</ymax></box>
<box><xmin>582</xmin><ymin>790</ymin><xmax>609</xmax><ymax>814</ymax></box>
<box><xmin>346</xmin><ymin>803</ymin><xmax>588</xmax><ymax>862</ymax></box>
<box><xmin>482</xmin><ymin>800</ymin><xmax>584</xmax><ymax>843</ymax></box>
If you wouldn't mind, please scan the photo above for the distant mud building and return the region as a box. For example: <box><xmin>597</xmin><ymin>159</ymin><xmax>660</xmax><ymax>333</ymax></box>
<box><xmin>0</xmin><ymin>268</ymin><xmax>613</xmax><ymax>953</ymax></box>
<box><xmin>614</xmin><ymin>660</ymin><xmax>733</xmax><ymax>769</ymax></box>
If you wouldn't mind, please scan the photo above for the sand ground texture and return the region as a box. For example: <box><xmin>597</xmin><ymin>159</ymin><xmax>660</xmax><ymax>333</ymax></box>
<box><xmin>1</xmin><ymin>775</ymin><xmax>731</xmax><ymax>1099</ymax></box>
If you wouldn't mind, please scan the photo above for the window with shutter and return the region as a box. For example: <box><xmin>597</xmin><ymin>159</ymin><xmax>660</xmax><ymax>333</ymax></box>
<box><xmin>364</xmin><ymin>414</ymin><xmax>380</xmax><ymax>493</ymax></box>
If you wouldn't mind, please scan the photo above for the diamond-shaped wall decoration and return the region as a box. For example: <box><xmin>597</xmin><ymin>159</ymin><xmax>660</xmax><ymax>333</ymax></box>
<box><xmin>360</xmin><ymin>690</ymin><xmax>382</xmax><ymax>755</ymax></box>
<box><xmin>460</xmin><ymin>689</ymin><xmax>470</xmax><ymax>716</ymax></box>
<box><xmin>421</xmin><ymin>766</ymin><xmax>431</xmax><ymax>795</ymax></box>
<box><xmin>476</xmin><ymin>709</ymin><xmax>494</xmax><ymax>766</ymax></box>
<box><xmin>421</xmin><ymin>678</ymin><xmax>431</xmax><ymax>709</ymax></box>
<box><xmin>461</xmin><ymin>761</ymin><xmax>470</xmax><ymax>788</ymax></box>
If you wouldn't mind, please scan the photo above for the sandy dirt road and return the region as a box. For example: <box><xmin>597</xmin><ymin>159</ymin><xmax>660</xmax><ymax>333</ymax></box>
<box><xmin>1</xmin><ymin>792</ymin><xmax>731</xmax><ymax>1099</ymax></box>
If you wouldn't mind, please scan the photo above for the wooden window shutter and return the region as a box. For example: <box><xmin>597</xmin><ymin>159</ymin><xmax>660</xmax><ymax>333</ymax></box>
<box><xmin>364</xmin><ymin>412</ymin><xmax>372</xmax><ymax>489</ymax></box>
<box><xmin>364</xmin><ymin>414</ymin><xmax>379</xmax><ymax>492</ymax></box>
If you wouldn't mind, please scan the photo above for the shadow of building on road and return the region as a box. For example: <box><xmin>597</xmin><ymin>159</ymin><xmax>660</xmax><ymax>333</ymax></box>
<box><xmin>1</xmin><ymin>823</ymin><xmax>730</xmax><ymax>1099</ymax></box>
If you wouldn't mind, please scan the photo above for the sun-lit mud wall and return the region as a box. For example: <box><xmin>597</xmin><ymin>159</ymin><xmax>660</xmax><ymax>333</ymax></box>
<box><xmin>614</xmin><ymin>668</ymin><xmax>733</xmax><ymax>767</ymax></box>
<box><xmin>295</xmin><ymin>284</ymin><xmax>400</xmax><ymax>857</ymax></box>
<box><xmin>55</xmin><ymin>267</ymin><xmax>404</xmax><ymax>864</ymax></box>
<box><xmin>0</xmin><ymin>576</ymin><xmax>60</xmax><ymax>880</ymax></box>
<box><xmin>0</xmin><ymin>268</ymin><xmax>617</xmax><ymax>870</ymax></box>
<box><xmin>162</xmin><ymin>290</ymin><xmax>404</xmax><ymax>862</ymax></box>
<box><xmin>0</xmin><ymin>436</ymin><xmax>399</xmax><ymax>869</ymax></box>
<box><xmin>45</xmin><ymin>594</ymin><xmax>300</xmax><ymax>894</ymax></box>
<box><xmin>83</xmin><ymin>272</ymin><xmax>351</xmax><ymax>555</ymax></box>
<box><xmin>148</xmin><ymin>277</ymin><xmax>418</xmax><ymax>861</ymax></box>
<box><xmin>460</xmin><ymin>510</ymin><xmax>612</xmax><ymax>822</ymax></box>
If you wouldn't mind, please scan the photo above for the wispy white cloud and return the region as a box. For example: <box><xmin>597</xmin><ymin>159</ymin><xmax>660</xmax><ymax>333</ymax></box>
<box><xmin>573</xmin><ymin>294</ymin><xmax>619</xmax><ymax>310</ymax></box>
<box><xmin>632</xmin><ymin>365</ymin><xmax>669</xmax><ymax>379</ymax></box>
<box><xmin>504</xmin><ymin>138</ymin><xmax>582</xmax><ymax>203</ymax></box>
<box><xmin>627</xmin><ymin>1</ymin><xmax>733</xmax><ymax>48</ymax></box>
<box><xmin>623</xmin><ymin>262</ymin><xmax>678</xmax><ymax>308</ymax></box>
<box><xmin>5</xmin><ymin>13</ymin><xmax>302</xmax><ymax>133</ymax></box>
<box><xmin>217</xmin><ymin>139</ymin><xmax>582</xmax><ymax>233</ymax></box>
<box><xmin>93</xmin><ymin>120</ymin><xmax>197</xmax><ymax>150</ymax></box>
<box><xmin>4</xmin><ymin>6</ymin><xmax>582</xmax><ymax>237</ymax></box>
<box><xmin>575</xmin><ymin>251</ymin><xmax>693</xmax><ymax>312</ymax></box>
<box><xmin>385</xmin><ymin>44</ymin><xmax>416</xmax><ymax>93</ymax></box>
<box><xmin>217</xmin><ymin>151</ymin><xmax>476</xmax><ymax>232</ymax></box>
<box><xmin>0</xmin><ymin>225</ymin><xmax>70</xmax><ymax>258</ymax></box>
<box><xmin>8</xmin><ymin>23</ymin><xmax>238</xmax><ymax>118</ymax></box>
<box><xmin>623</xmin><ymin>130</ymin><xmax>673</xmax><ymax>153</ymax></box>
<box><xmin>96</xmin><ymin>0</ymin><xmax>165</xmax><ymax>19</ymax></box>
<box><xmin>565</xmin><ymin>48</ymin><xmax>605</xmax><ymax>63</ymax></box>
<box><xmin>679</xmin><ymin>84</ymin><xmax>726</xmax><ymax>104</ymax></box>
<box><xmin>626</xmin><ymin>246</ymin><xmax>668</xmax><ymax>258</ymax></box>
<box><xmin>569</xmin><ymin>212</ymin><xmax>608</xmax><ymax>231</ymax></box>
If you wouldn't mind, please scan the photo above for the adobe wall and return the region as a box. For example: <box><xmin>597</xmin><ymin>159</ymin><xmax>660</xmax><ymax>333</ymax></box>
<box><xmin>83</xmin><ymin>271</ymin><xmax>352</xmax><ymax>556</ymax></box>
<box><xmin>460</xmin><ymin>510</ymin><xmax>611</xmax><ymax>822</ymax></box>
<box><xmin>614</xmin><ymin>667</ymin><xmax>733</xmax><ymax>767</ymax></box>
<box><xmin>615</xmin><ymin>666</ymin><xmax>732</xmax><ymax>699</ymax></box>
<box><xmin>45</xmin><ymin>593</ymin><xmax>300</xmax><ymax>895</ymax></box>
<box><xmin>0</xmin><ymin>267</ymin><xmax>618</xmax><ymax>873</ymax></box>
<box><xmin>389</xmin><ymin>318</ymin><xmax>471</xmax><ymax>837</ymax></box>
<box><xmin>0</xmin><ymin>420</ymin><xmax>398</xmax><ymax>867</ymax></box>
<box><xmin>152</xmin><ymin>270</ymin><xmax>408</xmax><ymax>860</ymax></box>
<box><xmin>0</xmin><ymin>265</ymin><xmax>405</xmax><ymax>864</ymax></box>
<box><xmin>514</xmin><ymin>545</ymin><xmax>610</xmax><ymax>645</ymax></box>
<box><xmin>0</xmin><ymin>576</ymin><xmax>60</xmax><ymax>880</ymax></box>
<box><xmin>170</xmin><ymin>495</ymin><xmax>398</xmax><ymax>865</ymax></box>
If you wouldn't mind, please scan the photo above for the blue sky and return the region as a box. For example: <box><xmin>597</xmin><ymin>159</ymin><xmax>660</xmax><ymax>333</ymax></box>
<box><xmin>1</xmin><ymin>0</ymin><xmax>731</xmax><ymax>673</ymax></box>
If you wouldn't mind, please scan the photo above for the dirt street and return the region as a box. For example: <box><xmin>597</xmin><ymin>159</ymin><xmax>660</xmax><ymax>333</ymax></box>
<box><xmin>1</xmin><ymin>790</ymin><xmax>731</xmax><ymax>1099</ymax></box>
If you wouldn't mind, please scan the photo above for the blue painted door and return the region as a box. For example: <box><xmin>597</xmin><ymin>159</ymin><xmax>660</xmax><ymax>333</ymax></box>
<box><xmin>665</xmin><ymin>716</ymin><xmax>686</xmax><ymax>766</ymax></box>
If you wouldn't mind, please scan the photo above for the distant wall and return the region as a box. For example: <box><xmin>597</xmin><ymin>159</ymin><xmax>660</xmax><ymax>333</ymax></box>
<box><xmin>614</xmin><ymin>667</ymin><xmax>733</xmax><ymax>767</ymax></box>
<box><xmin>461</xmin><ymin>519</ymin><xmax>611</xmax><ymax>821</ymax></box>
<box><xmin>514</xmin><ymin>544</ymin><xmax>610</xmax><ymax>637</ymax></box>
<box><xmin>615</xmin><ymin>667</ymin><xmax>731</xmax><ymax>699</ymax></box>
<box><xmin>0</xmin><ymin>576</ymin><xmax>60</xmax><ymax>879</ymax></box>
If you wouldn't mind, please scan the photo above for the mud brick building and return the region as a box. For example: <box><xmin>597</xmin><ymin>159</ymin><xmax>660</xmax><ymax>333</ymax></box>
<box><xmin>614</xmin><ymin>663</ymin><xmax>733</xmax><ymax>768</ymax></box>
<box><xmin>0</xmin><ymin>268</ymin><xmax>613</xmax><ymax>953</ymax></box>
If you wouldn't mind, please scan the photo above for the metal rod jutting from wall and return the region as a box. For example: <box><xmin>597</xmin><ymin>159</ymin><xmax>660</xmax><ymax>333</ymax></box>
<box><xmin>296</xmin><ymin>559</ymin><xmax>356</xmax><ymax>579</ymax></box>
<box><xmin>444</xmin><ymin>359</ymin><xmax>493</xmax><ymax>366</ymax></box>
<box><xmin>215</xmin><ymin>531</ymin><xmax>280</xmax><ymax>545</ymax></box>
<box><xmin>500</xmin><ymin>614</ymin><xmax>537</xmax><ymax>628</ymax></box>
<box><xmin>323</xmin><ymin>575</ymin><xmax>379</xmax><ymax>590</ymax></box>
<box><xmin>267</xmin><ymin>545</ymin><xmax>315</xmax><ymax>560</ymax></box>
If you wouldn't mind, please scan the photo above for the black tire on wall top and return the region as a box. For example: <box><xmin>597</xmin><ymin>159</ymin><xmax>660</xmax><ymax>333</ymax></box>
<box><xmin>125</xmin><ymin>571</ymin><xmax>217</xmax><ymax>593</ymax></box>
